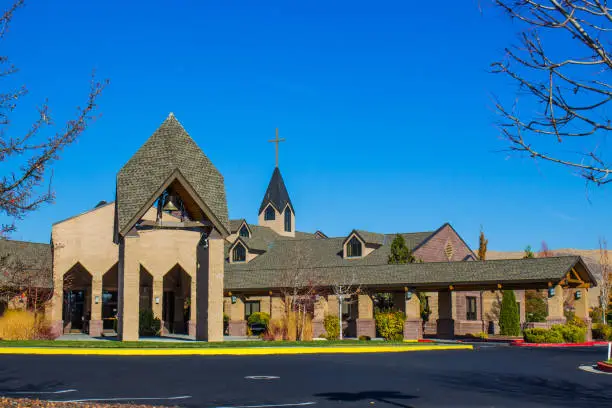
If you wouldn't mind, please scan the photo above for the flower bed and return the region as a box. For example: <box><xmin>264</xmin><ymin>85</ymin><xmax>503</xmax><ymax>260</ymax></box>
<box><xmin>0</xmin><ymin>397</ymin><xmax>169</xmax><ymax>407</ymax></box>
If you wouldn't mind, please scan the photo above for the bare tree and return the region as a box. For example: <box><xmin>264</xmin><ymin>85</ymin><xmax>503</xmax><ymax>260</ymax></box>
<box><xmin>493</xmin><ymin>1</ymin><xmax>612</xmax><ymax>185</ymax></box>
<box><xmin>0</xmin><ymin>0</ymin><xmax>107</xmax><ymax>236</ymax></box>
<box><xmin>330</xmin><ymin>273</ymin><xmax>361</xmax><ymax>340</ymax></box>
<box><xmin>538</xmin><ymin>240</ymin><xmax>555</xmax><ymax>257</ymax></box>
<box><xmin>599</xmin><ymin>237</ymin><xmax>610</xmax><ymax>324</ymax></box>
<box><xmin>0</xmin><ymin>255</ymin><xmax>55</xmax><ymax>315</ymax></box>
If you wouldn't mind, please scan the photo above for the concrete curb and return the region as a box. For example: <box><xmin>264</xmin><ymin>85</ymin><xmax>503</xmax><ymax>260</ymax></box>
<box><xmin>511</xmin><ymin>340</ymin><xmax>608</xmax><ymax>348</ymax></box>
<box><xmin>0</xmin><ymin>344</ymin><xmax>473</xmax><ymax>356</ymax></box>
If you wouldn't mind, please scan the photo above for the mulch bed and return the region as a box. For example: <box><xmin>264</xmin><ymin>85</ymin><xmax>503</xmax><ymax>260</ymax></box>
<box><xmin>0</xmin><ymin>398</ymin><xmax>176</xmax><ymax>407</ymax></box>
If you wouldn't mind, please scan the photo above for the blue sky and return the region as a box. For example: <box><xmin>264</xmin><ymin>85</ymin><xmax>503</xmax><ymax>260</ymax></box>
<box><xmin>2</xmin><ymin>1</ymin><xmax>610</xmax><ymax>250</ymax></box>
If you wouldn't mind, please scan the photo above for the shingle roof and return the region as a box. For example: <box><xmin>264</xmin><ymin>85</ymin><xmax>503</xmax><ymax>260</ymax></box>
<box><xmin>225</xmin><ymin>256</ymin><xmax>595</xmax><ymax>290</ymax></box>
<box><xmin>259</xmin><ymin>167</ymin><xmax>293</xmax><ymax>214</ymax></box>
<box><xmin>229</xmin><ymin>219</ymin><xmax>246</xmax><ymax>233</ymax></box>
<box><xmin>115</xmin><ymin>114</ymin><xmax>229</xmax><ymax>237</ymax></box>
<box><xmin>0</xmin><ymin>240</ymin><xmax>52</xmax><ymax>288</ymax></box>
<box><xmin>226</xmin><ymin>231</ymin><xmax>435</xmax><ymax>272</ymax></box>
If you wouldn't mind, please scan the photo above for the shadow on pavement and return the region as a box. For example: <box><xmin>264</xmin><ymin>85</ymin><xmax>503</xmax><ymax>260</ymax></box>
<box><xmin>314</xmin><ymin>390</ymin><xmax>417</xmax><ymax>408</ymax></box>
<box><xmin>431</xmin><ymin>371</ymin><xmax>612</xmax><ymax>406</ymax></box>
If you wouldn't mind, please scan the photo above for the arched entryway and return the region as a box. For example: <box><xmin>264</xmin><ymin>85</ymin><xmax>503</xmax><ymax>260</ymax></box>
<box><xmin>62</xmin><ymin>263</ymin><xmax>92</xmax><ymax>334</ymax></box>
<box><xmin>162</xmin><ymin>265</ymin><xmax>191</xmax><ymax>335</ymax></box>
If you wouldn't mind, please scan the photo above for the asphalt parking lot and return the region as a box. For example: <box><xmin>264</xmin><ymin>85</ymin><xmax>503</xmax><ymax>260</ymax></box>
<box><xmin>0</xmin><ymin>345</ymin><xmax>611</xmax><ymax>407</ymax></box>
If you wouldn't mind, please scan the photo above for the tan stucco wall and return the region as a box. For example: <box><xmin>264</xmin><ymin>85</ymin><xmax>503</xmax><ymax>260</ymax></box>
<box><xmin>258</xmin><ymin>204</ymin><xmax>295</xmax><ymax>237</ymax></box>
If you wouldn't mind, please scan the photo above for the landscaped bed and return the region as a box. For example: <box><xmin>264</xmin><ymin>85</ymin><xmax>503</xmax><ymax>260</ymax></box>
<box><xmin>0</xmin><ymin>398</ymin><xmax>169</xmax><ymax>407</ymax></box>
<box><xmin>0</xmin><ymin>340</ymin><xmax>429</xmax><ymax>348</ymax></box>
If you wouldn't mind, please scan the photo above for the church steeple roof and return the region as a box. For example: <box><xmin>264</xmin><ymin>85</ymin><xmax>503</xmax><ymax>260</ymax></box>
<box><xmin>259</xmin><ymin>167</ymin><xmax>293</xmax><ymax>214</ymax></box>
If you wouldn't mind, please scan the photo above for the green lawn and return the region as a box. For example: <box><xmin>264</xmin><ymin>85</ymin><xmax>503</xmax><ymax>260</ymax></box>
<box><xmin>0</xmin><ymin>339</ymin><xmax>429</xmax><ymax>348</ymax></box>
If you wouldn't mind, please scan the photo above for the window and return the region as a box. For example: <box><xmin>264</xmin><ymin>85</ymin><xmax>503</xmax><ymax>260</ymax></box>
<box><xmin>466</xmin><ymin>296</ymin><xmax>477</xmax><ymax>321</ymax></box>
<box><xmin>264</xmin><ymin>205</ymin><xmax>275</xmax><ymax>221</ymax></box>
<box><xmin>284</xmin><ymin>208</ymin><xmax>292</xmax><ymax>232</ymax></box>
<box><xmin>232</xmin><ymin>243</ymin><xmax>246</xmax><ymax>262</ymax></box>
<box><xmin>239</xmin><ymin>225</ymin><xmax>249</xmax><ymax>238</ymax></box>
<box><xmin>245</xmin><ymin>301</ymin><xmax>260</xmax><ymax>319</ymax></box>
<box><xmin>346</xmin><ymin>236</ymin><xmax>362</xmax><ymax>258</ymax></box>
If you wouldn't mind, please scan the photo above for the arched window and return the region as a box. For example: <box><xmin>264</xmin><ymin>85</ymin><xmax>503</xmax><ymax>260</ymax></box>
<box><xmin>346</xmin><ymin>236</ymin><xmax>362</xmax><ymax>258</ymax></box>
<box><xmin>284</xmin><ymin>208</ymin><xmax>292</xmax><ymax>232</ymax></box>
<box><xmin>264</xmin><ymin>205</ymin><xmax>275</xmax><ymax>221</ymax></box>
<box><xmin>239</xmin><ymin>225</ymin><xmax>250</xmax><ymax>238</ymax></box>
<box><xmin>232</xmin><ymin>243</ymin><xmax>246</xmax><ymax>262</ymax></box>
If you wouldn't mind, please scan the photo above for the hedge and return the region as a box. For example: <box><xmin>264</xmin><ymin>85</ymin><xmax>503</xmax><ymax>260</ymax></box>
<box><xmin>523</xmin><ymin>324</ymin><xmax>586</xmax><ymax>344</ymax></box>
<box><xmin>374</xmin><ymin>311</ymin><xmax>405</xmax><ymax>341</ymax></box>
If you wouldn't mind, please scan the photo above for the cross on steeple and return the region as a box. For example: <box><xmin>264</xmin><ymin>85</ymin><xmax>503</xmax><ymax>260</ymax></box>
<box><xmin>268</xmin><ymin>128</ymin><xmax>285</xmax><ymax>168</ymax></box>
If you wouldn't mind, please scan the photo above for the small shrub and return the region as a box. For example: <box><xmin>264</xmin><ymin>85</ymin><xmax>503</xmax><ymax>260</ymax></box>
<box><xmin>375</xmin><ymin>311</ymin><xmax>405</xmax><ymax>341</ymax></box>
<box><xmin>467</xmin><ymin>332</ymin><xmax>488</xmax><ymax>340</ymax></box>
<box><xmin>592</xmin><ymin>323</ymin><xmax>612</xmax><ymax>340</ymax></box>
<box><xmin>543</xmin><ymin>329</ymin><xmax>564</xmax><ymax>343</ymax></box>
<box><xmin>523</xmin><ymin>328</ymin><xmax>548</xmax><ymax>343</ymax></box>
<box><xmin>499</xmin><ymin>290</ymin><xmax>520</xmax><ymax>336</ymax></box>
<box><xmin>358</xmin><ymin>335</ymin><xmax>371</xmax><ymax>341</ymax></box>
<box><xmin>323</xmin><ymin>315</ymin><xmax>340</xmax><ymax>340</ymax></box>
<box><xmin>551</xmin><ymin>324</ymin><xmax>586</xmax><ymax>343</ymax></box>
<box><xmin>0</xmin><ymin>310</ymin><xmax>54</xmax><ymax>340</ymax></box>
<box><xmin>263</xmin><ymin>318</ymin><xmax>285</xmax><ymax>341</ymax></box>
<box><xmin>567</xmin><ymin>316</ymin><xmax>587</xmax><ymax>329</ymax></box>
<box><xmin>590</xmin><ymin>307</ymin><xmax>604</xmax><ymax>324</ymax></box>
<box><xmin>247</xmin><ymin>312</ymin><xmax>270</xmax><ymax>327</ymax></box>
<box><xmin>138</xmin><ymin>309</ymin><xmax>161</xmax><ymax>336</ymax></box>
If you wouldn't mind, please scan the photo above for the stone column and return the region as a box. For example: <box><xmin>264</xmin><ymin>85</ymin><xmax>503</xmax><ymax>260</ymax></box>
<box><xmin>313</xmin><ymin>296</ymin><xmax>328</xmax><ymax>338</ymax></box>
<box><xmin>50</xmin><ymin>276</ymin><xmax>64</xmax><ymax>337</ymax></box>
<box><xmin>117</xmin><ymin>236</ymin><xmax>140</xmax><ymax>341</ymax></box>
<box><xmin>196</xmin><ymin>229</ymin><xmax>225</xmax><ymax>341</ymax></box>
<box><xmin>437</xmin><ymin>290</ymin><xmax>455</xmax><ymax>339</ymax></box>
<box><xmin>189</xmin><ymin>276</ymin><xmax>197</xmax><ymax>337</ymax></box>
<box><xmin>403</xmin><ymin>293</ymin><xmax>422</xmax><ymax>341</ymax></box>
<box><xmin>89</xmin><ymin>276</ymin><xmax>103</xmax><ymax>337</ymax></box>
<box><xmin>228</xmin><ymin>295</ymin><xmax>246</xmax><ymax>336</ymax></box>
<box><xmin>546</xmin><ymin>284</ymin><xmax>566</xmax><ymax>326</ymax></box>
<box><xmin>356</xmin><ymin>294</ymin><xmax>375</xmax><ymax>338</ymax></box>
<box><xmin>573</xmin><ymin>287</ymin><xmax>592</xmax><ymax>341</ymax></box>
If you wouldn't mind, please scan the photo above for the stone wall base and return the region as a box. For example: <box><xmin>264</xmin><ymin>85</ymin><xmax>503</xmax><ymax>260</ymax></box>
<box><xmin>546</xmin><ymin>317</ymin><xmax>567</xmax><ymax>326</ymax></box>
<box><xmin>423</xmin><ymin>320</ymin><xmax>437</xmax><ymax>336</ymax></box>
<box><xmin>454</xmin><ymin>320</ymin><xmax>484</xmax><ymax>336</ymax></box>
<box><xmin>312</xmin><ymin>319</ymin><xmax>325</xmax><ymax>338</ymax></box>
<box><xmin>403</xmin><ymin>318</ymin><xmax>422</xmax><ymax>340</ymax></box>
<box><xmin>188</xmin><ymin>320</ymin><xmax>196</xmax><ymax>338</ymax></box>
<box><xmin>228</xmin><ymin>320</ymin><xmax>247</xmax><ymax>337</ymax></box>
<box><xmin>437</xmin><ymin>318</ymin><xmax>454</xmax><ymax>339</ymax></box>
<box><xmin>51</xmin><ymin>320</ymin><xmax>63</xmax><ymax>338</ymax></box>
<box><xmin>89</xmin><ymin>319</ymin><xmax>103</xmax><ymax>337</ymax></box>
<box><xmin>356</xmin><ymin>318</ymin><xmax>375</xmax><ymax>339</ymax></box>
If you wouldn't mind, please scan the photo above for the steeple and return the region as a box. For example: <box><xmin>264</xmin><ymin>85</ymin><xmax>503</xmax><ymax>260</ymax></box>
<box><xmin>258</xmin><ymin>167</ymin><xmax>295</xmax><ymax>236</ymax></box>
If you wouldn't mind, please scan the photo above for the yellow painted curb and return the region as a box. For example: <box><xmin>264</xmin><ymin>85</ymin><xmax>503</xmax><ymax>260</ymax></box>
<box><xmin>0</xmin><ymin>344</ymin><xmax>472</xmax><ymax>356</ymax></box>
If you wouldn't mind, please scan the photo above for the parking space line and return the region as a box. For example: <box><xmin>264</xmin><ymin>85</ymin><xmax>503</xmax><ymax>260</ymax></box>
<box><xmin>2</xmin><ymin>389</ymin><xmax>77</xmax><ymax>395</ymax></box>
<box><xmin>214</xmin><ymin>403</ymin><xmax>316</xmax><ymax>408</ymax></box>
<box><xmin>52</xmin><ymin>395</ymin><xmax>192</xmax><ymax>403</ymax></box>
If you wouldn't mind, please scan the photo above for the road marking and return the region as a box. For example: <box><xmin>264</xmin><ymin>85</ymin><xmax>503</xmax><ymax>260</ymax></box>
<box><xmin>578</xmin><ymin>365</ymin><xmax>612</xmax><ymax>375</ymax></box>
<box><xmin>215</xmin><ymin>403</ymin><xmax>316</xmax><ymax>408</ymax></box>
<box><xmin>2</xmin><ymin>389</ymin><xmax>77</xmax><ymax>395</ymax></box>
<box><xmin>52</xmin><ymin>395</ymin><xmax>192</xmax><ymax>403</ymax></box>
<box><xmin>245</xmin><ymin>376</ymin><xmax>280</xmax><ymax>380</ymax></box>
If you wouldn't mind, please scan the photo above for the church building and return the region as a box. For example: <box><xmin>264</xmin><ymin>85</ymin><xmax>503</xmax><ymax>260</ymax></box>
<box><xmin>32</xmin><ymin>115</ymin><xmax>597</xmax><ymax>341</ymax></box>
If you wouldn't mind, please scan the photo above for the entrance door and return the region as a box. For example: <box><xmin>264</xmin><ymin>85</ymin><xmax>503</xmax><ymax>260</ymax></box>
<box><xmin>162</xmin><ymin>291</ymin><xmax>175</xmax><ymax>333</ymax></box>
<box><xmin>102</xmin><ymin>290</ymin><xmax>118</xmax><ymax>330</ymax></box>
<box><xmin>63</xmin><ymin>290</ymin><xmax>86</xmax><ymax>331</ymax></box>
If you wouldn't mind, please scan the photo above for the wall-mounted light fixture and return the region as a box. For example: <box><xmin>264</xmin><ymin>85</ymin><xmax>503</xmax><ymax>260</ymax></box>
<box><xmin>548</xmin><ymin>287</ymin><xmax>555</xmax><ymax>298</ymax></box>
<box><xmin>155</xmin><ymin>296</ymin><xmax>160</xmax><ymax>304</ymax></box>
<box><xmin>94</xmin><ymin>295</ymin><xmax>100</xmax><ymax>304</ymax></box>
<box><xmin>575</xmin><ymin>290</ymin><xmax>582</xmax><ymax>300</ymax></box>
<box><xmin>405</xmin><ymin>290</ymin><xmax>413</xmax><ymax>301</ymax></box>
<box><xmin>231</xmin><ymin>295</ymin><xmax>237</xmax><ymax>304</ymax></box>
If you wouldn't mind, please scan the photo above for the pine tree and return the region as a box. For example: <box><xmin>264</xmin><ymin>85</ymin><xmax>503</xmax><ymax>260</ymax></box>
<box><xmin>388</xmin><ymin>234</ymin><xmax>415</xmax><ymax>264</ymax></box>
<box><xmin>523</xmin><ymin>245</ymin><xmax>535</xmax><ymax>259</ymax></box>
<box><xmin>478</xmin><ymin>228</ymin><xmax>488</xmax><ymax>261</ymax></box>
<box><xmin>499</xmin><ymin>290</ymin><xmax>521</xmax><ymax>336</ymax></box>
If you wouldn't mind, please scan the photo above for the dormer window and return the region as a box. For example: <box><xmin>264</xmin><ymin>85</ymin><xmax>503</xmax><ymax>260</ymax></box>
<box><xmin>346</xmin><ymin>236</ymin><xmax>362</xmax><ymax>258</ymax></box>
<box><xmin>239</xmin><ymin>224</ymin><xmax>250</xmax><ymax>238</ymax></box>
<box><xmin>284</xmin><ymin>207</ymin><xmax>292</xmax><ymax>232</ymax></box>
<box><xmin>232</xmin><ymin>243</ymin><xmax>246</xmax><ymax>262</ymax></box>
<box><xmin>264</xmin><ymin>205</ymin><xmax>275</xmax><ymax>221</ymax></box>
